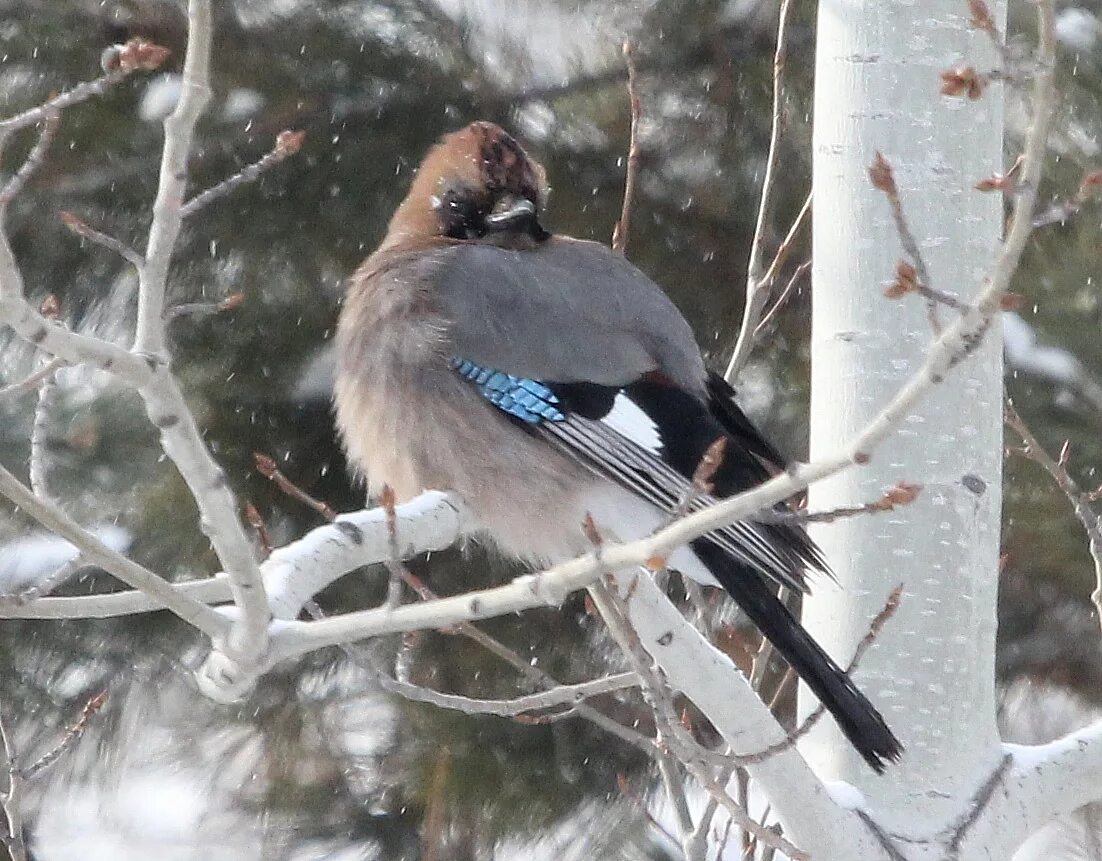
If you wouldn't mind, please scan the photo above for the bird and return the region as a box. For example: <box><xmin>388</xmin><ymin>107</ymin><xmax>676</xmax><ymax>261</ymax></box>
<box><xmin>334</xmin><ymin>121</ymin><xmax>902</xmax><ymax>772</ymax></box>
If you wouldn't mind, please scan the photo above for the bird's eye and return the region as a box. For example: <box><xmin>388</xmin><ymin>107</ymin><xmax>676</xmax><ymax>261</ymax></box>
<box><xmin>437</xmin><ymin>186</ymin><xmax>488</xmax><ymax>239</ymax></box>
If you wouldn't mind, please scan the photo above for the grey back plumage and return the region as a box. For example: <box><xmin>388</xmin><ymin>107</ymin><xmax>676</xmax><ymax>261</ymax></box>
<box><xmin>431</xmin><ymin>237</ymin><xmax>706</xmax><ymax>392</ymax></box>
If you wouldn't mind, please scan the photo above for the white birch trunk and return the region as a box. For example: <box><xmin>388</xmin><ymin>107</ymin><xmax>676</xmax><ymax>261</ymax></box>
<box><xmin>804</xmin><ymin>0</ymin><xmax>1007</xmax><ymax>836</ymax></box>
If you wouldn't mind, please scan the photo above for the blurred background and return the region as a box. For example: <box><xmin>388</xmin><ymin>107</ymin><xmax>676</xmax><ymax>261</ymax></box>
<box><xmin>0</xmin><ymin>0</ymin><xmax>1101</xmax><ymax>858</ymax></box>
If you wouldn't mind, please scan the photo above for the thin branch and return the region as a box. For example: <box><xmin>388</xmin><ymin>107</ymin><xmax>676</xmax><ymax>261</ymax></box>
<box><xmin>855</xmin><ymin>810</ymin><xmax>909</xmax><ymax>861</ymax></box>
<box><xmin>611</xmin><ymin>41</ymin><xmax>641</xmax><ymax>254</ymax></box>
<box><xmin>945</xmin><ymin>754</ymin><xmax>1012</xmax><ymax>854</ymax></box>
<box><xmin>0</xmin><ymin>556</ymin><xmax>84</xmax><ymax>606</ymax></box>
<box><xmin>379</xmin><ymin>485</ymin><xmax>407</xmax><ymax>607</ymax></box>
<box><xmin>753</xmin><ymin>258</ymin><xmax>810</xmax><ymax>339</ymax></box>
<box><xmin>243</xmin><ymin>500</ymin><xmax>273</xmax><ymax>558</ymax></box>
<box><xmin>1004</xmin><ymin>398</ymin><xmax>1102</xmax><ymax>630</ymax></box>
<box><xmin>134</xmin><ymin>6</ymin><xmax>211</xmax><ymax>356</ymax></box>
<box><xmin>587</xmin><ymin>575</ymin><xmax>696</xmax><ymax>845</ymax></box>
<box><xmin>0</xmin><ymin>111</ymin><xmax>60</xmax><ymax>206</ymax></box>
<box><xmin>18</xmin><ymin>689</ymin><xmax>108</xmax><ymax>780</ymax></box>
<box><xmin>59</xmin><ymin>211</ymin><xmax>144</xmax><ymax>269</ymax></box>
<box><xmin>0</xmin><ymin>357</ymin><xmax>65</xmax><ymax>401</ymax></box>
<box><xmin>393</xmin><ymin>566</ymin><xmax>654</xmax><ymax>754</ymax></box>
<box><xmin>0</xmin><ymin>697</ymin><xmax>25</xmax><ymax>861</ymax></box>
<box><xmin>753</xmin><ymin>481</ymin><xmax>922</xmax><ymax>526</ymax></box>
<box><xmin>685</xmin><ymin>789</ymin><xmax>720</xmax><ymax>861</ymax></box>
<box><xmin>254</xmin><ymin>452</ymin><xmax>337</xmax><ymax>521</ymax></box>
<box><xmin>749</xmin><ymin>587</ymin><xmax>788</xmax><ymax>693</ymax></box>
<box><xmin>725</xmin><ymin>0</ymin><xmax>800</xmax><ymax>382</ymax></box>
<box><xmin>29</xmin><ymin>366</ymin><xmax>59</xmax><ymax>501</ymax></box>
<box><xmin>745</xmin><ymin>0</ymin><xmax>797</xmax><ymax>292</ymax></box>
<box><xmin>0</xmin><ymin>457</ymin><xmax>231</xmax><ymax>639</ymax></box>
<box><xmin>180</xmin><ymin>130</ymin><xmax>305</xmax><ymax>218</ymax></box>
<box><xmin>378</xmin><ymin>672</ymin><xmax>640</xmax><ymax>718</ymax></box>
<box><xmin>694</xmin><ymin>770</ymin><xmax>806</xmax><ymax>861</ymax></box>
<box><xmin>868</xmin><ymin>152</ymin><xmax>959</xmax><ymax>330</ymax></box>
<box><xmin>758</xmin><ymin>190</ymin><xmax>811</xmax><ymax>298</ymax></box>
<box><xmin>166</xmin><ymin>291</ymin><xmax>244</xmax><ymax>321</ymax></box>
<box><xmin>1031</xmin><ymin>168</ymin><xmax>1102</xmax><ymax>229</ymax></box>
<box><xmin>743</xmin><ymin>483</ymin><xmax>914</xmax><ymax>701</ymax></box>
<box><xmin>0</xmin><ymin>70</ymin><xmax>127</xmax><ymax>132</ymax></box>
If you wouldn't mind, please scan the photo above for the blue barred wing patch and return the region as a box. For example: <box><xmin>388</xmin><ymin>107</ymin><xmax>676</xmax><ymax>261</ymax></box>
<box><xmin>450</xmin><ymin>357</ymin><xmax>565</xmax><ymax>424</ymax></box>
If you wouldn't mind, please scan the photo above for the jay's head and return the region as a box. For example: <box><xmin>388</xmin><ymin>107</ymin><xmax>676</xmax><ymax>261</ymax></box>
<box><xmin>385</xmin><ymin>121</ymin><xmax>550</xmax><ymax>249</ymax></box>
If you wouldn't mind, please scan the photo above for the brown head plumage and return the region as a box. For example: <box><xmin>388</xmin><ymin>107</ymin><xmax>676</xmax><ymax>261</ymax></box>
<box><xmin>381</xmin><ymin>121</ymin><xmax>550</xmax><ymax>250</ymax></box>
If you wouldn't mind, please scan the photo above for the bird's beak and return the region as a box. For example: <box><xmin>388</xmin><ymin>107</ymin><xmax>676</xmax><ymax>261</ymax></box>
<box><xmin>484</xmin><ymin>195</ymin><xmax>539</xmax><ymax>233</ymax></box>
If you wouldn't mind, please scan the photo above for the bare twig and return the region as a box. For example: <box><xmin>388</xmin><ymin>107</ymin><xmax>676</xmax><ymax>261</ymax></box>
<box><xmin>254</xmin><ymin>452</ymin><xmax>337</xmax><ymax>521</ymax></box>
<box><xmin>378</xmin><ymin>671</ymin><xmax>640</xmax><ymax>719</ymax></box>
<box><xmin>695</xmin><ymin>769</ymin><xmax>806</xmax><ymax>861</ymax></box>
<box><xmin>29</xmin><ymin>358</ymin><xmax>60</xmax><ymax>501</ymax></box>
<box><xmin>135</xmin><ymin>10</ymin><xmax>210</xmax><ymax>356</ymax></box>
<box><xmin>59</xmin><ymin>211</ymin><xmax>145</xmax><ymax>269</ymax></box>
<box><xmin>0</xmin><ymin>698</ymin><xmax>26</xmax><ymax>861</ymax></box>
<box><xmin>611</xmin><ymin>41</ymin><xmax>641</xmax><ymax>254</ymax></box>
<box><xmin>725</xmin><ymin>0</ymin><xmax>801</xmax><ymax>383</ymax></box>
<box><xmin>746</xmin><ymin>484</ymin><xmax>915</xmax><ymax>701</ymax></box>
<box><xmin>749</xmin><ymin>586</ymin><xmax>788</xmax><ymax>693</ymax></box>
<box><xmin>587</xmin><ymin>575</ymin><xmax>696</xmax><ymax>844</ymax></box>
<box><xmin>0</xmin><ymin>39</ymin><xmax>168</xmax><ymax>136</ymax></box>
<box><xmin>754</xmin><ymin>481</ymin><xmax>922</xmax><ymax>526</ymax></box>
<box><xmin>0</xmin><ymin>556</ymin><xmax>84</xmax><ymax>606</ymax></box>
<box><xmin>0</xmin><ymin>357</ymin><xmax>65</xmax><ymax>401</ymax></box>
<box><xmin>753</xmin><ymin>259</ymin><xmax>810</xmax><ymax>339</ymax></box>
<box><xmin>1004</xmin><ymin>398</ymin><xmax>1102</xmax><ymax>630</ymax></box>
<box><xmin>0</xmin><ymin>458</ymin><xmax>230</xmax><ymax>639</ymax></box>
<box><xmin>166</xmin><ymin>291</ymin><xmax>245</xmax><ymax>320</ymax></box>
<box><xmin>403</xmin><ymin>568</ymin><xmax>654</xmax><ymax>752</ymax></box>
<box><xmin>19</xmin><ymin>689</ymin><xmax>108</xmax><ymax>780</ymax></box>
<box><xmin>0</xmin><ymin>111</ymin><xmax>60</xmax><ymax>206</ymax></box>
<box><xmin>243</xmin><ymin>501</ymin><xmax>273</xmax><ymax>559</ymax></box>
<box><xmin>180</xmin><ymin>130</ymin><xmax>305</xmax><ymax>218</ymax></box>
<box><xmin>1031</xmin><ymin>169</ymin><xmax>1102</xmax><ymax>228</ymax></box>
<box><xmin>869</xmin><ymin>152</ymin><xmax>962</xmax><ymax>330</ymax></box>
<box><xmin>685</xmin><ymin>788</ymin><xmax>721</xmax><ymax>861</ymax></box>
<box><xmin>378</xmin><ymin>486</ymin><xmax>407</xmax><ymax>608</ymax></box>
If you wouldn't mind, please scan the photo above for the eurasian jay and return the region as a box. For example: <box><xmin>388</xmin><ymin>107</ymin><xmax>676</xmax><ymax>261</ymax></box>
<box><xmin>334</xmin><ymin>121</ymin><xmax>902</xmax><ymax>772</ymax></box>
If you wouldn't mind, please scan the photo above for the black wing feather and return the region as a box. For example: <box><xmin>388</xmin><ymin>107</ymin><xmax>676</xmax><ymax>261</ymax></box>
<box><xmin>535</xmin><ymin>379</ymin><xmax>826</xmax><ymax>593</ymax></box>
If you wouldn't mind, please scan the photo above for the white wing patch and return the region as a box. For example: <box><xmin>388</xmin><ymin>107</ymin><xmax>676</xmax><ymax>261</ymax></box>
<box><xmin>601</xmin><ymin>392</ymin><xmax>663</xmax><ymax>453</ymax></box>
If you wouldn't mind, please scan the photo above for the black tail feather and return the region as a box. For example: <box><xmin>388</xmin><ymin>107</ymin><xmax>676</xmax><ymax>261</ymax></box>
<box><xmin>693</xmin><ymin>540</ymin><xmax>903</xmax><ymax>773</ymax></box>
